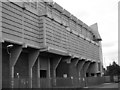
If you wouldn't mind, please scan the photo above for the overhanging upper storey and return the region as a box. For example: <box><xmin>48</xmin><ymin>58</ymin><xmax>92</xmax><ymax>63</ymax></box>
<box><xmin>0</xmin><ymin>0</ymin><xmax>102</xmax><ymax>62</ymax></box>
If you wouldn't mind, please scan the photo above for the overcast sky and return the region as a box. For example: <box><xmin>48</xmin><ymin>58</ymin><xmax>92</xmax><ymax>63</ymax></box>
<box><xmin>53</xmin><ymin>0</ymin><xmax>118</xmax><ymax>67</ymax></box>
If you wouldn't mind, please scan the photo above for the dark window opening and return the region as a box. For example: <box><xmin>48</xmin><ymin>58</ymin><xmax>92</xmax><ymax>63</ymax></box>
<box><xmin>91</xmin><ymin>73</ymin><xmax>95</xmax><ymax>76</ymax></box>
<box><xmin>86</xmin><ymin>73</ymin><xmax>89</xmax><ymax>77</ymax></box>
<box><xmin>40</xmin><ymin>70</ymin><xmax>47</xmax><ymax>78</ymax></box>
<box><xmin>98</xmin><ymin>63</ymin><xmax>101</xmax><ymax>71</ymax></box>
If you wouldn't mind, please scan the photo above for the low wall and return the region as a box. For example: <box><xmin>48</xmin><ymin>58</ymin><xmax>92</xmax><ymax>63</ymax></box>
<box><xmin>104</xmin><ymin>76</ymin><xmax>111</xmax><ymax>83</ymax></box>
<box><xmin>56</xmin><ymin>77</ymin><xmax>105</xmax><ymax>88</ymax></box>
<box><xmin>2</xmin><ymin>77</ymin><xmax>106</xmax><ymax>88</ymax></box>
<box><xmin>86</xmin><ymin>77</ymin><xmax>105</xmax><ymax>86</ymax></box>
<box><xmin>56</xmin><ymin>78</ymin><xmax>73</xmax><ymax>87</ymax></box>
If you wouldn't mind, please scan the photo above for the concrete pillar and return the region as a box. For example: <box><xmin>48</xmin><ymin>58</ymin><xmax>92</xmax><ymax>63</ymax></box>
<box><xmin>0</xmin><ymin>43</ymin><xmax>2</xmax><ymax>89</ymax></box>
<box><xmin>87</xmin><ymin>62</ymin><xmax>96</xmax><ymax>75</ymax></box>
<box><xmin>50</xmin><ymin>56</ymin><xmax>62</xmax><ymax>86</ymax></box>
<box><xmin>76</xmin><ymin>59</ymin><xmax>85</xmax><ymax>87</ymax></box>
<box><xmin>69</xmin><ymin>58</ymin><xmax>79</xmax><ymax>77</ymax></box>
<box><xmin>77</xmin><ymin>60</ymin><xmax>85</xmax><ymax>77</ymax></box>
<box><xmin>82</xmin><ymin>61</ymin><xmax>91</xmax><ymax>87</ymax></box>
<box><xmin>69</xmin><ymin>58</ymin><xmax>79</xmax><ymax>87</ymax></box>
<box><xmin>47</xmin><ymin>58</ymin><xmax>51</xmax><ymax>87</ymax></box>
<box><xmin>28</xmin><ymin>49</ymin><xmax>39</xmax><ymax>88</ymax></box>
<box><xmin>83</xmin><ymin>61</ymin><xmax>91</xmax><ymax>77</ymax></box>
<box><xmin>37</xmin><ymin>59</ymin><xmax>40</xmax><ymax>88</ymax></box>
<box><xmin>9</xmin><ymin>45</ymin><xmax>22</xmax><ymax>88</ymax></box>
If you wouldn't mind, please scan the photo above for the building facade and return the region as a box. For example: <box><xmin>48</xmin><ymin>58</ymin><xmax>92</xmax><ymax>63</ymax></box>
<box><xmin>0</xmin><ymin>0</ymin><xmax>103</xmax><ymax>88</ymax></box>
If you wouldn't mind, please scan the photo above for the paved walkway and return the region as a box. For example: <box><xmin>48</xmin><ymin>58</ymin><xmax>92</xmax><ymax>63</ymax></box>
<box><xmin>88</xmin><ymin>83</ymin><xmax>119</xmax><ymax>88</ymax></box>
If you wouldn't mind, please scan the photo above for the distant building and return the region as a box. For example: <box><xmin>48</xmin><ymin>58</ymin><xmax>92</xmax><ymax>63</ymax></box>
<box><xmin>0</xmin><ymin>0</ymin><xmax>103</xmax><ymax>88</ymax></box>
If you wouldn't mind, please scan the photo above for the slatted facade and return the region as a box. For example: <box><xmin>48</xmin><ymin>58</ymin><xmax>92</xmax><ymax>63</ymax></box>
<box><xmin>1</xmin><ymin>2</ymin><xmax>45</xmax><ymax>48</ymax></box>
<box><xmin>1</xmin><ymin>1</ymin><xmax>100</xmax><ymax>61</ymax></box>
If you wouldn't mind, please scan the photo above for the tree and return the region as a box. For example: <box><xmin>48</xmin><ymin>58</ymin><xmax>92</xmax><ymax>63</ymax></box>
<box><xmin>105</xmin><ymin>61</ymin><xmax>120</xmax><ymax>76</ymax></box>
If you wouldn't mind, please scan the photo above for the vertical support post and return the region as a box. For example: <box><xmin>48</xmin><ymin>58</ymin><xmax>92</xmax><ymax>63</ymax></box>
<box><xmin>82</xmin><ymin>61</ymin><xmax>91</xmax><ymax>87</ymax></box>
<box><xmin>77</xmin><ymin>60</ymin><xmax>85</xmax><ymax>77</ymax></box>
<box><xmin>28</xmin><ymin>49</ymin><xmax>39</xmax><ymax>88</ymax></box>
<box><xmin>69</xmin><ymin>58</ymin><xmax>79</xmax><ymax>87</ymax></box>
<box><xmin>88</xmin><ymin>62</ymin><xmax>96</xmax><ymax>76</ymax></box>
<box><xmin>29</xmin><ymin>68</ymin><xmax>32</xmax><ymax>88</ymax></box>
<box><xmin>9</xmin><ymin>45</ymin><xmax>22</xmax><ymax>88</ymax></box>
<box><xmin>37</xmin><ymin>59</ymin><xmax>40</xmax><ymax>88</ymax></box>
<box><xmin>50</xmin><ymin>56</ymin><xmax>62</xmax><ymax>86</ymax></box>
<box><xmin>47</xmin><ymin>58</ymin><xmax>51</xmax><ymax>87</ymax></box>
<box><xmin>0</xmin><ymin>43</ymin><xmax>2</xmax><ymax>89</ymax></box>
<box><xmin>83</xmin><ymin>61</ymin><xmax>91</xmax><ymax>77</ymax></box>
<box><xmin>86</xmin><ymin>63</ymin><xmax>92</xmax><ymax>77</ymax></box>
<box><xmin>69</xmin><ymin>58</ymin><xmax>79</xmax><ymax>77</ymax></box>
<box><xmin>76</xmin><ymin>59</ymin><xmax>85</xmax><ymax>86</ymax></box>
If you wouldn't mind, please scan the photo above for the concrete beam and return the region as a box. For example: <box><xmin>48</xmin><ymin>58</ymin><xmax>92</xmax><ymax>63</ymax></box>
<box><xmin>28</xmin><ymin>49</ymin><xmax>39</xmax><ymax>88</ymax></box>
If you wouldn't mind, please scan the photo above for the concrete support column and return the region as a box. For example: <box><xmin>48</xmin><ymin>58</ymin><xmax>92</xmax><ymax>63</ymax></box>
<box><xmin>83</xmin><ymin>61</ymin><xmax>91</xmax><ymax>77</ymax></box>
<box><xmin>28</xmin><ymin>49</ymin><xmax>39</xmax><ymax>88</ymax></box>
<box><xmin>82</xmin><ymin>61</ymin><xmax>91</xmax><ymax>87</ymax></box>
<box><xmin>86</xmin><ymin>63</ymin><xmax>92</xmax><ymax>77</ymax></box>
<box><xmin>77</xmin><ymin>60</ymin><xmax>85</xmax><ymax>77</ymax></box>
<box><xmin>87</xmin><ymin>62</ymin><xmax>96</xmax><ymax>76</ymax></box>
<box><xmin>50</xmin><ymin>56</ymin><xmax>62</xmax><ymax>86</ymax></box>
<box><xmin>47</xmin><ymin>58</ymin><xmax>51</xmax><ymax>87</ymax></box>
<box><xmin>0</xmin><ymin>43</ymin><xmax>2</xmax><ymax>89</ymax></box>
<box><xmin>69</xmin><ymin>58</ymin><xmax>79</xmax><ymax>87</ymax></box>
<box><xmin>69</xmin><ymin>58</ymin><xmax>79</xmax><ymax>77</ymax></box>
<box><xmin>9</xmin><ymin>45</ymin><xmax>22</xmax><ymax>88</ymax></box>
<box><xmin>37</xmin><ymin>59</ymin><xmax>40</xmax><ymax>88</ymax></box>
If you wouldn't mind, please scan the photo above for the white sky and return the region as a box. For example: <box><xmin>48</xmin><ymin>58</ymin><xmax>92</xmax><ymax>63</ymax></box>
<box><xmin>54</xmin><ymin>0</ymin><xmax>119</xmax><ymax>67</ymax></box>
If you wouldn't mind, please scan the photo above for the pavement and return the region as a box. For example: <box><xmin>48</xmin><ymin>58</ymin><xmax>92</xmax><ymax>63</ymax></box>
<box><xmin>87</xmin><ymin>83</ymin><xmax>119</xmax><ymax>88</ymax></box>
